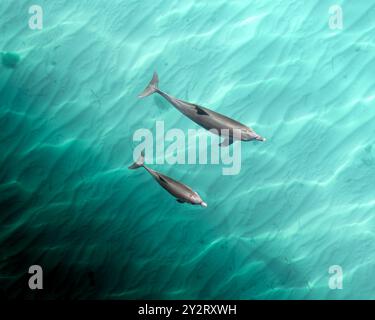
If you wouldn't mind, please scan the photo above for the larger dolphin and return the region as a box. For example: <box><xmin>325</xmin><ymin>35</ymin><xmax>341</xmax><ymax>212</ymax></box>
<box><xmin>129</xmin><ymin>152</ymin><xmax>207</xmax><ymax>207</ymax></box>
<box><xmin>138</xmin><ymin>72</ymin><xmax>266</xmax><ymax>147</ymax></box>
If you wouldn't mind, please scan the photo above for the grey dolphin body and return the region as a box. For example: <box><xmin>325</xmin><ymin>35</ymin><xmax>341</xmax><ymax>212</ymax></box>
<box><xmin>129</xmin><ymin>152</ymin><xmax>207</xmax><ymax>207</ymax></box>
<box><xmin>138</xmin><ymin>72</ymin><xmax>266</xmax><ymax>146</ymax></box>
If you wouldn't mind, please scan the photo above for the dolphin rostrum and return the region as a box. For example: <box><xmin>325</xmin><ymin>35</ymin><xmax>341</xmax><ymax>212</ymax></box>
<box><xmin>138</xmin><ymin>72</ymin><xmax>266</xmax><ymax>147</ymax></box>
<box><xmin>129</xmin><ymin>151</ymin><xmax>207</xmax><ymax>207</ymax></box>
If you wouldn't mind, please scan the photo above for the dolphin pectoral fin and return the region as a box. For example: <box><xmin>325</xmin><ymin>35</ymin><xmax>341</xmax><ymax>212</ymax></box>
<box><xmin>194</xmin><ymin>105</ymin><xmax>210</xmax><ymax>116</ymax></box>
<box><xmin>219</xmin><ymin>137</ymin><xmax>233</xmax><ymax>147</ymax></box>
<box><xmin>177</xmin><ymin>199</ymin><xmax>185</xmax><ymax>203</ymax></box>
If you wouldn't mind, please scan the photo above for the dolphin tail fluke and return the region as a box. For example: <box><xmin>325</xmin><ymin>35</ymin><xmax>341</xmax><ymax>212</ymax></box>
<box><xmin>128</xmin><ymin>151</ymin><xmax>145</xmax><ymax>169</ymax></box>
<box><xmin>138</xmin><ymin>72</ymin><xmax>159</xmax><ymax>98</ymax></box>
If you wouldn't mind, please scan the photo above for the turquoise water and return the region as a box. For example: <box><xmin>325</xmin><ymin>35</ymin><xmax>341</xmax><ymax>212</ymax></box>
<box><xmin>1</xmin><ymin>0</ymin><xmax>375</xmax><ymax>299</ymax></box>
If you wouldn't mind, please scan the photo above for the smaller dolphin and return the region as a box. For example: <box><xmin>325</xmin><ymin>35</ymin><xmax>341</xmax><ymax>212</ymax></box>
<box><xmin>139</xmin><ymin>72</ymin><xmax>266</xmax><ymax>147</ymax></box>
<box><xmin>129</xmin><ymin>152</ymin><xmax>207</xmax><ymax>207</ymax></box>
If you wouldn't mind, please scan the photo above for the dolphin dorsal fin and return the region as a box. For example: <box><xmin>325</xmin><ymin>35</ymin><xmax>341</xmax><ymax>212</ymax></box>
<box><xmin>158</xmin><ymin>174</ymin><xmax>168</xmax><ymax>184</ymax></box>
<box><xmin>193</xmin><ymin>105</ymin><xmax>210</xmax><ymax>116</ymax></box>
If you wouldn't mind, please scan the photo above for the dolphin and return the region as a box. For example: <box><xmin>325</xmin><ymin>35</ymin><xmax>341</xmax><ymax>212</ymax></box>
<box><xmin>129</xmin><ymin>152</ymin><xmax>207</xmax><ymax>207</ymax></box>
<box><xmin>138</xmin><ymin>72</ymin><xmax>266</xmax><ymax>147</ymax></box>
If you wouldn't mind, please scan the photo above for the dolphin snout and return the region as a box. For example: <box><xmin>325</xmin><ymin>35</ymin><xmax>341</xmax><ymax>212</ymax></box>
<box><xmin>255</xmin><ymin>135</ymin><xmax>266</xmax><ymax>142</ymax></box>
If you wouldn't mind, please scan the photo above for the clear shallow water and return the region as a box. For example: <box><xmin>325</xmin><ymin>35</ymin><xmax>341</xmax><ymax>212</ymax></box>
<box><xmin>1</xmin><ymin>0</ymin><xmax>375</xmax><ymax>299</ymax></box>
